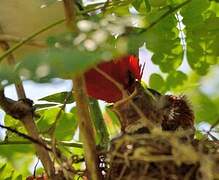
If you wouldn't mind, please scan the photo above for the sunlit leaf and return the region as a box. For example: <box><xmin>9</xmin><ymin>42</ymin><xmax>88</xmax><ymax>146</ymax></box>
<box><xmin>145</xmin><ymin>14</ymin><xmax>183</xmax><ymax>72</ymax></box>
<box><xmin>192</xmin><ymin>91</ymin><xmax>219</xmax><ymax>124</ymax></box>
<box><xmin>166</xmin><ymin>71</ymin><xmax>187</xmax><ymax>89</ymax></box>
<box><xmin>39</xmin><ymin>91</ymin><xmax>74</xmax><ymax>104</ymax></box>
<box><xmin>149</xmin><ymin>73</ymin><xmax>166</xmax><ymax>93</ymax></box>
<box><xmin>36</xmin><ymin>108</ymin><xmax>78</xmax><ymax>140</ymax></box>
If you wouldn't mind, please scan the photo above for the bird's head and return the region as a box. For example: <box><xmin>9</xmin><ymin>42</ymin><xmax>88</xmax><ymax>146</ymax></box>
<box><xmin>85</xmin><ymin>55</ymin><xmax>143</xmax><ymax>103</ymax></box>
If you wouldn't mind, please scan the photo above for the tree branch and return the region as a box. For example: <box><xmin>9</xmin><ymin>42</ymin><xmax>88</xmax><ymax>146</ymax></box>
<box><xmin>0</xmin><ymin>40</ymin><xmax>57</xmax><ymax>179</ymax></box>
<box><xmin>0</xmin><ymin>19</ymin><xmax>65</xmax><ymax>63</ymax></box>
<box><xmin>73</xmin><ymin>76</ymin><xmax>102</xmax><ymax>180</ymax></box>
<box><xmin>0</xmin><ymin>89</ymin><xmax>57</xmax><ymax>179</ymax></box>
<box><xmin>0</xmin><ymin>124</ymin><xmax>51</xmax><ymax>151</ymax></box>
<box><xmin>139</xmin><ymin>0</ymin><xmax>191</xmax><ymax>34</ymax></box>
<box><xmin>0</xmin><ymin>0</ymin><xmax>131</xmax><ymax>63</ymax></box>
<box><xmin>0</xmin><ymin>34</ymin><xmax>46</xmax><ymax>48</ymax></box>
<box><xmin>62</xmin><ymin>1</ymin><xmax>102</xmax><ymax>179</ymax></box>
<box><xmin>0</xmin><ymin>139</ymin><xmax>83</xmax><ymax>148</ymax></box>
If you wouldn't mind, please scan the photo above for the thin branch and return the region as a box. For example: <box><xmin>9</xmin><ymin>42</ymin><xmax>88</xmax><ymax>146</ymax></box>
<box><xmin>33</xmin><ymin>159</ymin><xmax>40</xmax><ymax>177</ymax></box>
<box><xmin>48</xmin><ymin>89</ymin><xmax>75</xmax><ymax>179</ymax></box>
<box><xmin>62</xmin><ymin>0</ymin><xmax>102</xmax><ymax>179</ymax></box>
<box><xmin>22</xmin><ymin>115</ymin><xmax>57</xmax><ymax>178</ymax></box>
<box><xmin>209</xmin><ymin>119</ymin><xmax>219</xmax><ymax>132</ymax></box>
<box><xmin>0</xmin><ymin>0</ymin><xmax>130</xmax><ymax>63</ymax></box>
<box><xmin>0</xmin><ymin>40</ymin><xmax>26</xmax><ymax>99</ymax></box>
<box><xmin>73</xmin><ymin>76</ymin><xmax>102</xmax><ymax>180</ymax></box>
<box><xmin>0</xmin><ymin>124</ymin><xmax>51</xmax><ymax>151</ymax></box>
<box><xmin>0</xmin><ymin>139</ymin><xmax>83</xmax><ymax>148</ymax></box>
<box><xmin>0</xmin><ymin>0</ymin><xmax>184</xmax><ymax>63</ymax></box>
<box><xmin>0</xmin><ymin>39</ymin><xmax>56</xmax><ymax>179</ymax></box>
<box><xmin>0</xmin><ymin>19</ymin><xmax>64</xmax><ymax>63</ymax></box>
<box><xmin>49</xmin><ymin>90</ymin><xmax>73</xmax><ymax>134</ymax></box>
<box><xmin>139</xmin><ymin>0</ymin><xmax>191</xmax><ymax>34</ymax></box>
<box><xmin>0</xmin><ymin>34</ymin><xmax>46</xmax><ymax>48</ymax></box>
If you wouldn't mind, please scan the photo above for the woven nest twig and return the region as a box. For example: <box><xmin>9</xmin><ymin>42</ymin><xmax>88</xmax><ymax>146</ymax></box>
<box><xmin>69</xmin><ymin>82</ymin><xmax>219</xmax><ymax>180</ymax></box>
<box><xmin>100</xmin><ymin>82</ymin><xmax>219</xmax><ymax>180</ymax></box>
<box><xmin>103</xmin><ymin>130</ymin><xmax>219</xmax><ymax>180</ymax></box>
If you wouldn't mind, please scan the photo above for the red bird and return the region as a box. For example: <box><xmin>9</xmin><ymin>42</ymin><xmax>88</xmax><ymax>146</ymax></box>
<box><xmin>85</xmin><ymin>55</ymin><xmax>143</xmax><ymax>103</ymax></box>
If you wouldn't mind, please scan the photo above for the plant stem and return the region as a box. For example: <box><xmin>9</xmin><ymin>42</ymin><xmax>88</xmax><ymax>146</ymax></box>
<box><xmin>0</xmin><ymin>140</ymin><xmax>83</xmax><ymax>148</ymax></box>
<box><xmin>140</xmin><ymin>0</ymin><xmax>191</xmax><ymax>34</ymax></box>
<box><xmin>0</xmin><ymin>0</ymin><xmax>130</xmax><ymax>63</ymax></box>
<box><xmin>89</xmin><ymin>98</ymin><xmax>110</xmax><ymax>149</ymax></box>
<box><xmin>0</xmin><ymin>39</ymin><xmax>56</xmax><ymax>179</ymax></box>
<box><xmin>0</xmin><ymin>19</ymin><xmax>64</xmax><ymax>63</ymax></box>
<box><xmin>73</xmin><ymin>76</ymin><xmax>102</xmax><ymax>180</ymax></box>
<box><xmin>21</xmin><ymin>115</ymin><xmax>56</xmax><ymax>178</ymax></box>
<box><xmin>62</xmin><ymin>0</ymin><xmax>102</xmax><ymax>179</ymax></box>
<box><xmin>0</xmin><ymin>41</ymin><xmax>26</xmax><ymax>99</ymax></box>
<box><xmin>0</xmin><ymin>34</ymin><xmax>45</xmax><ymax>47</ymax></box>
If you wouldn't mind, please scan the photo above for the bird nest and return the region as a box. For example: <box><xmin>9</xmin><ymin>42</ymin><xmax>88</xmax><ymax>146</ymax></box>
<box><xmin>102</xmin><ymin>130</ymin><xmax>219</xmax><ymax>180</ymax></box>
<box><xmin>99</xmin><ymin>83</ymin><xmax>219</xmax><ymax>180</ymax></box>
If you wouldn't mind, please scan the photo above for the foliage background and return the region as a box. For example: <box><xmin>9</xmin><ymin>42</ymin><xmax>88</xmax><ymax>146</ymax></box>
<box><xmin>0</xmin><ymin>0</ymin><xmax>218</xmax><ymax>179</ymax></box>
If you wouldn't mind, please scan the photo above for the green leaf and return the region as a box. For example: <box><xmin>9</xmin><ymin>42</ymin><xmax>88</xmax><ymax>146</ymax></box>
<box><xmin>37</xmin><ymin>108</ymin><xmax>78</xmax><ymax>140</ymax></box>
<box><xmin>17</xmin><ymin>48</ymin><xmax>113</xmax><ymax>82</ymax></box>
<box><xmin>127</xmin><ymin>32</ymin><xmax>146</xmax><ymax>54</ymax></box>
<box><xmin>181</xmin><ymin>0</ymin><xmax>210</xmax><ymax>28</ymax></box>
<box><xmin>39</xmin><ymin>91</ymin><xmax>74</xmax><ymax>104</ymax></box>
<box><xmin>144</xmin><ymin>14</ymin><xmax>183</xmax><ymax>72</ymax></box>
<box><xmin>0</xmin><ymin>164</ymin><xmax>7</xmax><ymax>175</ymax></box>
<box><xmin>55</xmin><ymin>110</ymin><xmax>78</xmax><ymax>141</ymax></box>
<box><xmin>4</xmin><ymin>115</ymin><xmax>27</xmax><ymax>141</ymax></box>
<box><xmin>0</xmin><ymin>162</ymin><xmax>25</xmax><ymax>180</ymax></box>
<box><xmin>132</xmin><ymin>0</ymin><xmax>143</xmax><ymax>11</ymax></box>
<box><xmin>109</xmin><ymin>4</ymin><xmax>130</xmax><ymax>16</ymax></box>
<box><xmin>105</xmin><ymin>106</ymin><xmax>120</xmax><ymax>136</ymax></box>
<box><xmin>0</xmin><ymin>151</ymin><xmax>33</xmax><ymax>177</ymax></box>
<box><xmin>14</xmin><ymin>175</ymin><xmax>22</xmax><ymax>180</ymax></box>
<box><xmin>89</xmin><ymin>99</ymin><xmax>109</xmax><ymax>148</ymax></box>
<box><xmin>149</xmin><ymin>0</ymin><xmax>167</xmax><ymax>7</ymax></box>
<box><xmin>0</xmin><ymin>66</ymin><xmax>19</xmax><ymax>87</ymax></box>
<box><xmin>192</xmin><ymin>91</ymin><xmax>219</xmax><ymax>124</ymax></box>
<box><xmin>0</xmin><ymin>143</ymin><xmax>34</xmax><ymax>161</ymax></box>
<box><xmin>166</xmin><ymin>71</ymin><xmax>187</xmax><ymax>90</ymax></box>
<box><xmin>144</xmin><ymin>0</ymin><xmax>151</xmax><ymax>12</ymax></box>
<box><xmin>149</xmin><ymin>73</ymin><xmax>166</xmax><ymax>93</ymax></box>
<box><xmin>180</xmin><ymin>0</ymin><xmax>219</xmax><ymax>75</ymax></box>
<box><xmin>34</xmin><ymin>102</ymin><xmax>62</xmax><ymax>110</ymax></box>
<box><xmin>0</xmin><ymin>116</ymin><xmax>34</xmax><ymax>176</ymax></box>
